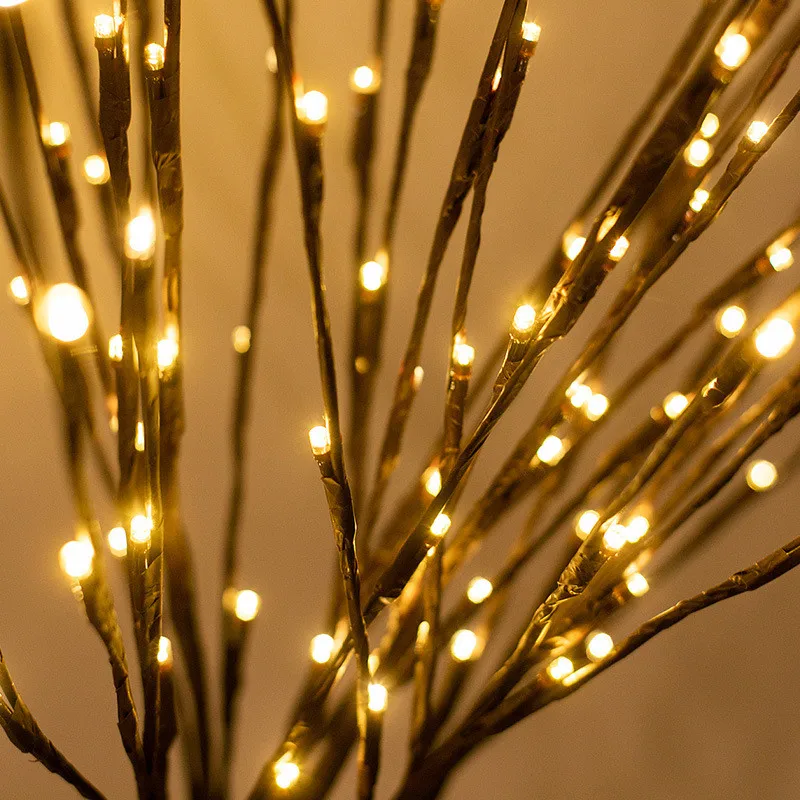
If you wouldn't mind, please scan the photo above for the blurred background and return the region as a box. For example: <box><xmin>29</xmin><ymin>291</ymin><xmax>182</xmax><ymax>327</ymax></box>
<box><xmin>1</xmin><ymin>1</ymin><xmax>800</xmax><ymax>798</ymax></box>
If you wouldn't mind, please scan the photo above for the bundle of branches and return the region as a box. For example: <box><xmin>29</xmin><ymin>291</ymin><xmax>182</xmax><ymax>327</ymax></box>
<box><xmin>1</xmin><ymin>0</ymin><xmax>800</xmax><ymax>798</ymax></box>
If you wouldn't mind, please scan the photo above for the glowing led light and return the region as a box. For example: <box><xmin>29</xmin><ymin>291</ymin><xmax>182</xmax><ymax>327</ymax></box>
<box><xmin>135</xmin><ymin>421</ymin><xmax>145</xmax><ymax>452</ymax></box>
<box><xmin>415</xmin><ymin>621</ymin><xmax>430</xmax><ymax>653</ymax></box>
<box><xmin>626</xmin><ymin>515</ymin><xmax>650</xmax><ymax>543</ymax></box>
<box><xmin>8</xmin><ymin>275</ymin><xmax>30</xmax><ymax>305</ymax></box>
<box><xmin>94</xmin><ymin>13</ymin><xmax>115</xmax><ymax>38</ymax></box>
<box><xmin>626</xmin><ymin>571</ymin><xmax>650</xmax><ymax>597</ymax></box>
<box><xmin>575</xmin><ymin>510</ymin><xmax>599</xmax><ymax>540</ymax></box>
<box><xmin>359</xmin><ymin>260</ymin><xmax>387</xmax><ymax>292</ymax></box>
<box><xmin>157</xmin><ymin>636</ymin><xmax>172</xmax><ymax>666</ymax></box>
<box><xmin>130</xmin><ymin>514</ymin><xmax>153</xmax><ymax>544</ymax></box>
<box><xmin>684</xmin><ymin>138</ymin><xmax>711</xmax><ymax>168</ymax></box>
<box><xmin>585</xmin><ymin>393</ymin><xmax>609</xmax><ymax>421</ymax></box>
<box><xmin>512</xmin><ymin>303</ymin><xmax>537</xmax><ymax>334</ymax></box>
<box><xmin>157</xmin><ymin>338</ymin><xmax>179</xmax><ymax>371</ymax></box>
<box><xmin>689</xmin><ymin>188</ymin><xmax>710</xmax><ymax>213</ymax></box>
<box><xmin>125</xmin><ymin>210</ymin><xmax>156</xmax><ymax>260</ymax></box>
<box><xmin>351</xmin><ymin>65</ymin><xmax>379</xmax><ymax>93</ymax></box>
<box><xmin>767</xmin><ymin>245</ymin><xmax>793</xmax><ymax>272</ymax></box>
<box><xmin>564</xmin><ymin>234</ymin><xmax>586</xmax><ymax>261</ymax></box>
<box><xmin>297</xmin><ymin>90</ymin><xmax>328</xmax><ymax>125</ymax></box>
<box><xmin>746</xmin><ymin>459</ymin><xmax>777</xmax><ymax>491</ymax></box>
<box><xmin>274</xmin><ymin>758</ymin><xmax>300</xmax><ymax>790</ymax></box>
<box><xmin>422</xmin><ymin>466</ymin><xmax>442</xmax><ymax>497</ymax></box>
<box><xmin>310</xmin><ymin>633</ymin><xmax>335</xmax><ymax>664</ymax></box>
<box><xmin>700</xmin><ymin>113</ymin><xmax>720</xmax><ymax>139</ymax></box>
<box><xmin>603</xmin><ymin>523</ymin><xmax>628</xmax><ymax>552</ymax></box>
<box><xmin>569</xmin><ymin>383</ymin><xmax>593</xmax><ymax>409</ymax></box>
<box><xmin>234</xmin><ymin>589</ymin><xmax>261</xmax><ymax>621</ymax></box>
<box><xmin>452</xmin><ymin>342</ymin><xmax>475</xmax><ymax>368</ymax></box>
<box><xmin>716</xmin><ymin>32</ymin><xmax>750</xmax><ymax>70</ymax></box>
<box><xmin>368</xmin><ymin>652</ymin><xmax>380</xmax><ymax>675</ymax></box>
<box><xmin>35</xmin><ymin>283</ymin><xmax>91</xmax><ymax>343</ymax></box>
<box><xmin>716</xmin><ymin>305</ymin><xmax>746</xmax><ymax>338</ymax></box>
<box><xmin>586</xmin><ymin>631</ymin><xmax>614</xmax><ymax>662</ymax></box>
<box><xmin>598</xmin><ymin>215</ymin><xmax>617</xmax><ymax>241</ymax></box>
<box><xmin>466</xmin><ymin>577</ymin><xmax>493</xmax><ymax>604</ymax></box>
<box><xmin>746</xmin><ymin>120</ymin><xmax>769</xmax><ymax>144</ymax></box>
<box><xmin>0</xmin><ymin>0</ymin><xmax>29</xmax><ymax>5</ymax></box>
<box><xmin>59</xmin><ymin>540</ymin><xmax>94</xmax><ymax>580</ymax></box>
<box><xmin>309</xmin><ymin>425</ymin><xmax>331</xmax><ymax>455</ymax></box>
<box><xmin>754</xmin><ymin>317</ymin><xmax>795</xmax><ymax>359</ymax></box>
<box><xmin>663</xmin><ymin>391</ymin><xmax>689</xmax><ymax>420</ymax></box>
<box><xmin>82</xmin><ymin>155</ymin><xmax>110</xmax><ymax>185</ymax></box>
<box><xmin>367</xmin><ymin>682</ymin><xmax>388</xmax><ymax>712</ymax></box>
<box><xmin>430</xmin><ymin>513</ymin><xmax>451</xmax><ymax>537</ymax></box>
<box><xmin>609</xmin><ymin>236</ymin><xmax>629</xmax><ymax>261</ymax></box>
<box><xmin>42</xmin><ymin>121</ymin><xmax>70</xmax><ymax>147</ymax></box>
<box><xmin>412</xmin><ymin>365</ymin><xmax>425</xmax><ymax>389</ymax></box>
<box><xmin>105</xmin><ymin>334</ymin><xmax>122</xmax><ymax>362</ymax></box>
<box><xmin>521</xmin><ymin>21</ymin><xmax>541</xmax><ymax>42</ymax></box>
<box><xmin>107</xmin><ymin>526</ymin><xmax>127</xmax><ymax>557</ymax></box>
<box><xmin>144</xmin><ymin>43</ymin><xmax>165</xmax><ymax>71</ymax></box>
<box><xmin>492</xmin><ymin>66</ymin><xmax>502</xmax><ymax>92</ymax></box>
<box><xmin>536</xmin><ymin>435</ymin><xmax>565</xmax><ymax>466</ymax></box>
<box><xmin>232</xmin><ymin>325</ymin><xmax>251</xmax><ymax>353</ymax></box>
<box><xmin>546</xmin><ymin>655</ymin><xmax>574</xmax><ymax>681</ymax></box>
<box><xmin>449</xmin><ymin>629</ymin><xmax>479</xmax><ymax>662</ymax></box>
<box><xmin>109</xmin><ymin>415</ymin><xmax>119</xmax><ymax>434</ymax></box>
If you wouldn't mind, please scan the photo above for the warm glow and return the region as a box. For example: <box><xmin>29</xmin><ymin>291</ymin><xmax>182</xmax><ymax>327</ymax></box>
<box><xmin>107</xmin><ymin>526</ymin><xmax>127</xmax><ymax>557</ymax></box>
<box><xmin>157</xmin><ymin>338</ymin><xmax>179</xmax><ymax>371</ymax></box>
<box><xmin>144</xmin><ymin>43</ymin><xmax>165</xmax><ymax>71</ymax></box>
<box><xmin>609</xmin><ymin>236</ymin><xmax>629</xmax><ymax>261</ymax></box>
<box><xmin>512</xmin><ymin>303</ymin><xmax>537</xmax><ymax>334</ymax></box>
<box><xmin>351</xmin><ymin>65</ymin><xmax>379</xmax><ymax>93</ymax></box>
<box><xmin>563</xmin><ymin>234</ymin><xmax>586</xmax><ymax>261</ymax></box>
<box><xmin>598</xmin><ymin>215</ymin><xmax>617</xmax><ymax>241</ymax></box>
<box><xmin>575</xmin><ymin>509</ymin><xmax>599</xmax><ymax>540</ymax></box>
<box><xmin>8</xmin><ymin>275</ymin><xmax>30</xmax><ymax>305</ymax></box>
<box><xmin>663</xmin><ymin>391</ymin><xmax>689</xmax><ymax>420</ymax></box>
<box><xmin>430</xmin><ymin>513</ymin><xmax>451</xmax><ymax>537</ymax></box>
<box><xmin>232</xmin><ymin>325</ymin><xmax>251</xmax><ymax>353</ymax></box>
<box><xmin>767</xmin><ymin>244</ymin><xmax>794</xmax><ymax>272</ymax></box>
<box><xmin>585</xmin><ymin>631</ymin><xmax>614</xmax><ymax>662</ymax></box>
<box><xmin>35</xmin><ymin>283</ymin><xmax>91</xmax><ymax>343</ymax></box>
<box><xmin>423</xmin><ymin>466</ymin><xmax>442</xmax><ymax>497</ymax></box>
<box><xmin>700</xmin><ymin>113</ymin><xmax>720</xmax><ymax>139</ymax></box>
<box><xmin>492</xmin><ymin>66</ymin><xmax>502</xmax><ymax>92</ymax></box>
<box><xmin>83</xmin><ymin>155</ymin><xmax>110</xmax><ymax>185</ymax></box>
<box><xmin>689</xmin><ymin>188</ymin><xmax>710</xmax><ymax>213</ymax></box>
<box><xmin>107</xmin><ymin>333</ymin><xmax>123</xmax><ymax>362</ymax></box>
<box><xmin>450</xmin><ymin>629</ymin><xmax>479</xmax><ymax>662</ymax></box>
<box><xmin>297</xmin><ymin>90</ymin><xmax>328</xmax><ymax>125</ymax></box>
<box><xmin>568</xmin><ymin>383</ymin><xmax>592</xmax><ymax>409</ymax></box>
<box><xmin>716</xmin><ymin>32</ymin><xmax>750</xmax><ymax>70</ymax></box>
<box><xmin>310</xmin><ymin>633</ymin><xmax>335</xmax><ymax>664</ymax></box>
<box><xmin>359</xmin><ymin>260</ymin><xmax>387</xmax><ymax>292</ymax></box>
<box><xmin>746</xmin><ymin>120</ymin><xmax>769</xmax><ymax>144</ymax></box>
<box><xmin>754</xmin><ymin>317</ymin><xmax>795</xmax><ymax>359</ymax></box>
<box><xmin>412</xmin><ymin>365</ymin><xmax>425</xmax><ymax>390</ymax></box>
<box><xmin>626</xmin><ymin>515</ymin><xmax>650</xmax><ymax>543</ymax></box>
<box><xmin>452</xmin><ymin>342</ymin><xmax>475</xmax><ymax>368</ymax></box>
<box><xmin>234</xmin><ymin>589</ymin><xmax>261</xmax><ymax>622</ymax></box>
<box><xmin>466</xmin><ymin>577</ymin><xmax>493</xmax><ymax>604</ymax></box>
<box><xmin>157</xmin><ymin>636</ymin><xmax>172</xmax><ymax>666</ymax></box>
<box><xmin>125</xmin><ymin>211</ymin><xmax>156</xmax><ymax>260</ymax></box>
<box><xmin>368</xmin><ymin>652</ymin><xmax>380</xmax><ymax>675</ymax></box>
<box><xmin>367</xmin><ymin>682</ymin><xmax>388</xmax><ymax>712</ymax></box>
<box><xmin>746</xmin><ymin>459</ymin><xmax>777</xmax><ymax>491</ymax></box>
<box><xmin>309</xmin><ymin>425</ymin><xmax>331</xmax><ymax>455</ymax></box>
<box><xmin>585</xmin><ymin>393</ymin><xmax>609</xmax><ymax>421</ymax></box>
<box><xmin>59</xmin><ymin>540</ymin><xmax>94</xmax><ymax>580</ymax></box>
<box><xmin>626</xmin><ymin>571</ymin><xmax>650</xmax><ymax>597</ymax></box>
<box><xmin>716</xmin><ymin>305</ymin><xmax>746</xmax><ymax>338</ymax></box>
<box><xmin>521</xmin><ymin>21</ymin><xmax>541</xmax><ymax>42</ymax></box>
<box><xmin>684</xmin><ymin>138</ymin><xmax>712</xmax><ymax>168</ymax></box>
<box><xmin>546</xmin><ymin>655</ymin><xmax>574</xmax><ymax>681</ymax></box>
<box><xmin>130</xmin><ymin>514</ymin><xmax>153</xmax><ymax>544</ymax></box>
<box><xmin>42</xmin><ymin>122</ymin><xmax>70</xmax><ymax>147</ymax></box>
<box><xmin>266</xmin><ymin>47</ymin><xmax>278</xmax><ymax>74</ymax></box>
<box><xmin>274</xmin><ymin>758</ymin><xmax>300</xmax><ymax>790</ymax></box>
<box><xmin>536</xmin><ymin>434</ymin><xmax>565</xmax><ymax>466</ymax></box>
<box><xmin>94</xmin><ymin>13</ymin><xmax>115</xmax><ymax>38</ymax></box>
<box><xmin>135</xmin><ymin>421</ymin><xmax>145</xmax><ymax>452</ymax></box>
<box><xmin>603</xmin><ymin>523</ymin><xmax>628</xmax><ymax>552</ymax></box>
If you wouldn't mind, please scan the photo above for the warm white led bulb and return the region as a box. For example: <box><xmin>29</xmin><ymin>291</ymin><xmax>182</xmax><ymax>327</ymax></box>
<box><xmin>309</xmin><ymin>425</ymin><xmax>331</xmax><ymax>455</ymax></box>
<box><xmin>625</xmin><ymin>515</ymin><xmax>650</xmax><ymax>543</ymax></box>
<box><xmin>234</xmin><ymin>589</ymin><xmax>261</xmax><ymax>621</ymax></box>
<box><xmin>125</xmin><ymin>211</ymin><xmax>156</xmax><ymax>260</ymax></box>
<box><xmin>351</xmin><ymin>65</ymin><xmax>379</xmax><ymax>93</ymax></box>
<box><xmin>689</xmin><ymin>188</ymin><xmax>710</xmax><ymax>213</ymax></box>
<box><xmin>575</xmin><ymin>509</ymin><xmax>599</xmax><ymax>540</ymax></box>
<box><xmin>135</xmin><ymin>421</ymin><xmax>145</xmax><ymax>452</ymax></box>
<box><xmin>130</xmin><ymin>514</ymin><xmax>153</xmax><ymax>544</ymax></box>
<box><xmin>466</xmin><ymin>577</ymin><xmax>493</xmax><ymax>604</ymax></box>
<box><xmin>603</xmin><ymin>523</ymin><xmax>628</xmax><ymax>552</ymax></box>
<box><xmin>754</xmin><ymin>317</ymin><xmax>795</xmax><ymax>359</ymax></box>
<box><xmin>746</xmin><ymin>120</ymin><xmax>769</xmax><ymax>144</ymax></box>
<box><xmin>157</xmin><ymin>636</ymin><xmax>172</xmax><ymax>666</ymax></box>
<box><xmin>700</xmin><ymin>113</ymin><xmax>720</xmax><ymax>139</ymax></box>
<box><xmin>585</xmin><ymin>631</ymin><xmax>614</xmax><ymax>662</ymax></box>
<box><xmin>94</xmin><ymin>13</ymin><xmax>116</xmax><ymax>38</ymax></box>
<box><xmin>107</xmin><ymin>526</ymin><xmax>127</xmax><ymax>557</ymax></box>
<box><xmin>157</xmin><ymin>338</ymin><xmax>179</xmax><ymax>371</ymax></box>
<box><xmin>585</xmin><ymin>393</ymin><xmax>609</xmax><ymax>421</ymax></box>
<box><xmin>546</xmin><ymin>655</ymin><xmax>574</xmax><ymax>681</ymax></box>
<box><xmin>35</xmin><ymin>283</ymin><xmax>91</xmax><ymax>343</ymax></box>
<box><xmin>310</xmin><ymin>633</ymin><xmax>335</xmax><ymax>664</ymax></box>
<box><xmin>452</xmin><ymin>342</ymin><xmax>475</xmax><ymax>368</ymax></box>
<box><xmin>684</xmin><ymin>138</ymin><xmax>712</xmax><ymax>168</ymax></box>
<box><xmin>626</xmin><ymin>571</ymin><xmax>650</xmax><ymax>597</ymax></box>
<box><xmin>512</xmin><ymin>303</ymin><xmax>537</xmax><ymax>334</ymax></box>
<box><xmin>232</xmin><ymin>325</ymin><xmax>252</xmax><ymax>353</ymax></box>
<box><xmin>569</xmin><ymin>384</ymin><xmax>593</xmax><ymax>409</ymax></box>
<box><xmin>609</xmin><ymin>236</ymin><xmax>629</xmax><ymax>261</ymax></box>
<box><xmin>144</xmin><ymin>43</ymin><xmax>165</xmax><ymax>71</ymax></box>
<box><xmin>449</xmin><ymin>629</ymin><xmax>479</xmax><ymax>662</ymax></box>
<box><xmin>8</xmin><ymin>275</ymin><xmax>30</xmax><ymax>305</ymax></box>
<box><xmin>359</xmin><ymin>260</ymin><xmax>387</xmax><ymax>292</ymax></box>
<box><xmin>746</xmin><ymin>459</ymin><xmax>777</xmax><ymax>491</ymax></box>
<box><xmin>59</xmin><ymin>540</ymin><xmax>94</xmax><ymax>580</ymax></box>
<box><xmin>42</xmin><ymin>121</ymin><xmax>70</xmax><ymax>147</ymax></box>
<box><xmin>367</xmin><ymin>682</ymin><xmax>388</xmax><ymax>712</ymax></box>
<box><xmin>716</xmin><ymin>305</ymin><xmax>746</xmax><ymax>338</ymax></box>
<box><xmin>430</xmin><ymin>513</ymin><xmax>451</xmax><ymax>537</ymax></box>
<box><xmin>663</xmin><ymin>391</ymin><xmax>689</xmax><ymax>420</ymax></box>
<box><xmin>422</xmin><ymin>466</ymin><xmax>442</xmax><ymax>497</ymax></box>
<box><xmin>83</xmin><ymin>155</ymin><xmax>110</xmax><ymax>185</ymax></box>
<box><xmin>716</xmin><ymin>32</ymin><xmax>750</xmax><ymax>70</ymax></box>
<box><xmin>521</xmin><ymin>21</ymin><xmax>541</xmax><ymax>42</ymax></box>
<box><xmin>767</xmin><ymin>244</ymin><xmax>793</xmax><ymax>272</ymax></box>
<box><xmin>274</xmin><ymin>758</ymin><xmax>300</xmax><ymax>790</ymax></box>
<box><xmin>564</xmin><ymin>234</ymin><xmax>586</xmax><ymax>261</ymax></box>
<box><xmin>536</xmin><ymin>435</ymin><xmax>565</xmax><ymax>466</ymax></box>
<box><xmin>297</xmin><ymin>90</ymin><xmax>328</xmax><ymax>124</ymax></box>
